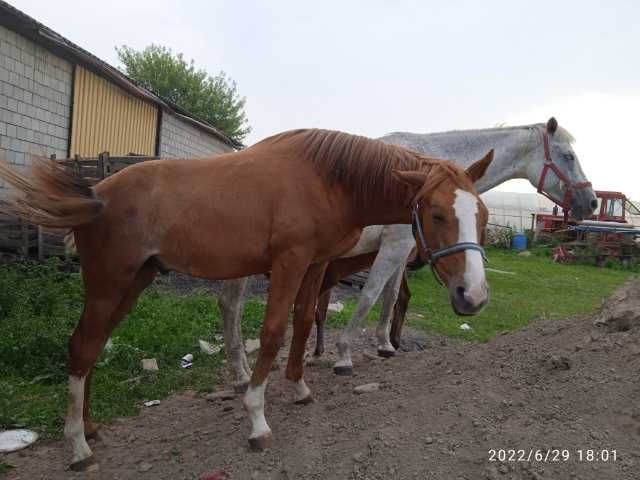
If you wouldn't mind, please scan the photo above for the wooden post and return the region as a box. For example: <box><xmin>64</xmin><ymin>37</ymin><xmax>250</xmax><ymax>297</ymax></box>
<box><xmin>97</xmin><ymin>152</ymin><xmax>104</xmax><ymax>180</ymax></box>
<box><xmin>73</xmin><ymin>154</ymin><xmax>81</xmax><ymax>177</ymax></box>
<box><xmin>102</xmin><ymin>151</ymin><xmax>111</xmax><ymax>177</ymax></box>
<box><xmin>37</xmin><ymin>226</ymin><xmax>44</xmax><ymax>261</ymax></box>
<box><xmin>20</xmin><ymin>218</ymin><xmax>28</xmax><ymax>257</ymax></box>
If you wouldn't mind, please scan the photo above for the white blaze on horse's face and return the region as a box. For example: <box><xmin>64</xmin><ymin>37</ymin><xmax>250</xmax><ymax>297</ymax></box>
<box><xmin>451</xmin><ymin>188</ymin><xmax>488</xmax><ymax>314</ymax></box>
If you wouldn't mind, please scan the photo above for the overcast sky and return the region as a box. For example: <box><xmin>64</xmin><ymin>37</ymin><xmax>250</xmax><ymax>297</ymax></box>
<box><xmin>16</xmin><ymin>0</ymin><xmax>640</xmax><ymax>199</ymax></box>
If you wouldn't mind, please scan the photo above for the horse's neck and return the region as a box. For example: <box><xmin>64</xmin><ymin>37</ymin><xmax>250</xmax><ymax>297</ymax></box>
<box><xmin>355</xmin><ymin>202</ymin><xmax>412</xmax><ymax>227</ymax></box>
<box><xmin>381</xmin><ymin>127</ymin><xmax>540</xmax><ymax>194</ymax></box>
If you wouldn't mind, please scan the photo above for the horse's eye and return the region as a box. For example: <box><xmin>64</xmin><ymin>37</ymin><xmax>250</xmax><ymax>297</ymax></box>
<box><xmin>563</xmin><ymin>153</ymin><xmax>574</xmax><ymax>162</ymax></box>
<box><xmin>432</xmin><ymin>214</ymin><xmax>446</xmax><ymax>224</ymax></box>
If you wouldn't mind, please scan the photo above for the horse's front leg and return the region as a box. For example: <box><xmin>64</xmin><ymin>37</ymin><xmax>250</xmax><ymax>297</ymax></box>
<box><xmin>376</xmin><ymin>264</ymin><xmax>405</xmax><ymax>356</ymax></box>
<box><xmin>334</xmin><ymin>237</ymin><xmax>415</xmax><ymax>374</ymax></box>
<box><xmin>389</xmin><ymin>269</ymin><xmax>411</xmax><ymax>350</ymax></box>
<box><xmin>373</xmin><ymin>240</ymin><xmax>415</xmax><ymax>356</ymax></box>
<box><xmin>313</xmin><ymin>289</ymin><xmax>331</xmax><ymax>357</ymax></box>
<box><xmin>219</xmin><ymin>276</ymin><xmax>252</xmax><ymax>391</ymax></box>
<box><xmin>286</xmin><ymin>262</ymin><xmax>329</xmax><ymax>403</ymax></box>
<box><xmin>243</xmin><ymin>252</ymin><xmax>310</xmax><ymax>451</ymax></box>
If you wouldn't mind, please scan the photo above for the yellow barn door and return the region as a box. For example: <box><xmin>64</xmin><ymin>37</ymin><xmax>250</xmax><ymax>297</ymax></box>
<box><xmin>69</xmin><ymin>66</ymin><xmax>158</xmax><ymax>157</ymax></box>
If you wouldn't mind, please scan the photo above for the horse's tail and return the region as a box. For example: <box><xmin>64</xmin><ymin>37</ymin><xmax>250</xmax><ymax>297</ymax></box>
<box><xmin>0</xmin><ymin>159</ymin><xmax>104</xmax><ymax>228</ymax></box>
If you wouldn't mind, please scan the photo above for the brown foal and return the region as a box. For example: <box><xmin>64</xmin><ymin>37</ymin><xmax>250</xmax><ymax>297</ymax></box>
<box><xmin>0</xmin><ymin>129</ymin><xmax>491</xmax><ymax>469</ymax></box>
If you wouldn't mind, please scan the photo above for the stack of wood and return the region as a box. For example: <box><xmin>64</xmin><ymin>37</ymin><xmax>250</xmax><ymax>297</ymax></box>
<box><xmin>0</xmin><ymin>152</ymin><xmax>158</xmax><ymax>259</ymax></box>
<box><xmin>0</xmin><ymin>213</ymin><xmax>37</xmax><ymax>255</ymax></box>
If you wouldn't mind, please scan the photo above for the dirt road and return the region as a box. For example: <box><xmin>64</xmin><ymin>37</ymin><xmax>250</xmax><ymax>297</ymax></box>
<box><xmin>4</xmin><ymin>281</ymin><xmax>640</xmax><ymax>479</ymax></box>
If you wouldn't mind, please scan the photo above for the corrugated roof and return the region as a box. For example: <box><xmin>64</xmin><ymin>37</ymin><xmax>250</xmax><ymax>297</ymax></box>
<box><xmin>0</xmin><ymin>0</ymin><xmax>241</xmax><ymax>149</ymax></box>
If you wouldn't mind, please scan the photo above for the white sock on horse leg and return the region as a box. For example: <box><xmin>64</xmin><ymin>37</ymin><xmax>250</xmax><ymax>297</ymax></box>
<box><xmin>64</xmin><ymin>375</ymin><xmax>93</xmax><ymax>464</ymax></box>
<box><xmin>244</xmin><ymin>381</ymin><xmax>271</xmax><ymax>439</ymax></box>
<box><xmin>292</xmin><ymin>378</ymin><xmax>311</xmax><ymax>403</ymax></box>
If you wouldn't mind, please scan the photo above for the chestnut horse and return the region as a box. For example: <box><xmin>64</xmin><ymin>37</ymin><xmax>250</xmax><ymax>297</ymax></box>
<box><xmin>0</xmin><ymin>129</ymin><xmax>491</xmax><ymax>469</ymax></box>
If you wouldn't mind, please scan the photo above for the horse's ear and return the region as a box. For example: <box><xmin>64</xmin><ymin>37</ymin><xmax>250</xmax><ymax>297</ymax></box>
<box><xmin>393</xmin><ymin>170</ymin><xmax>428</xmax><ymax>187</ymax></box>
<box><xmin>466</xmin><ymin>149</ymin><xmax>494</xmax><ymax>183</ymax></box>
<box><xmin>546</xmin><ymin>117</ymin><xmax>558</xmax><ymax>135</ymax></box>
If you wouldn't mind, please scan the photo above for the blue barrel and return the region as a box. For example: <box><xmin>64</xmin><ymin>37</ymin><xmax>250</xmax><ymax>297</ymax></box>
<box><xmin>512</xmin><ymin>232</ymin><xmax>527</xmax><ymax>251</ymax></box>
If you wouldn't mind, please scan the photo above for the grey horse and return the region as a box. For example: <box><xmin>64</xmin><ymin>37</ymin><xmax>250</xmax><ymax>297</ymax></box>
<box><xmin>219</xmin><ymin>118</ymin><xmax>596</xmax><ymax>386</ymax></box>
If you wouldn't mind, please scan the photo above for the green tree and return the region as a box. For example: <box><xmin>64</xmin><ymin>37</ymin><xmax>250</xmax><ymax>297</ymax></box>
<box><xmin>116</xmin><ymin>44</ymin><xmax>250</xmax><ymax>144</ymax></box>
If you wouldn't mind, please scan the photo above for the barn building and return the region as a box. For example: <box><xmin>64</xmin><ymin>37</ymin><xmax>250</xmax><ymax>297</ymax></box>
<box><xmin>0</xmin><ymin>0</ymin><xmax>238</xmax><ymax>198</ymax></box>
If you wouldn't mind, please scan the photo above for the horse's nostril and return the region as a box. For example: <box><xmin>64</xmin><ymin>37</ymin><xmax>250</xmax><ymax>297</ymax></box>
<box><xmin>456</xmin><ymin>286</ymin><xmax>465</xmax><ymax>299</ymax></box>
<box><xmin>590</xmin><ymin>199</ymin><xmax>598</xmax><ymax>210</ymax></box>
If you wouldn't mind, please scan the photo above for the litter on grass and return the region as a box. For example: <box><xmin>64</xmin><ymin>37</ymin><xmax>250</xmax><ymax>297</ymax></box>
<box><xmin>199</xmin><ymin>340</ymin><xmax>222</xmax><ymax>355</ymax></box>
<box><xmin>181</xmin><ymin>353</ymin><xmax>194</xmax><ymax>368</ymax></box>
<box><xmin>0</xmin><ymin>430</ymin><xmax>38</xmax><ymax>453</ymax></box>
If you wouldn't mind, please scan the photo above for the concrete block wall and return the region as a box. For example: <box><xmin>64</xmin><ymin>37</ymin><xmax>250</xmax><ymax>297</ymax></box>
<box><xmin>0</xmin><ymin>24</ymin><xmax>72</xmax><ymax>177</ymax></box>
<box><xmin>159</xmin><ymin>112</ymin><xmax>232</xmax><ymax>158</ymax></box>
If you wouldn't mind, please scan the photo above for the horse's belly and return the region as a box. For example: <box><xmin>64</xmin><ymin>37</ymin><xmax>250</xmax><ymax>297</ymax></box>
<box><xmin>157</xmin><ymin>245</ymin><xmax>271</xmax><ymax>281</ymax></box>
<box><xmin>155</xmin><ymin>223</ymin><xmax>274</xmax><ymax>280</ymax></box>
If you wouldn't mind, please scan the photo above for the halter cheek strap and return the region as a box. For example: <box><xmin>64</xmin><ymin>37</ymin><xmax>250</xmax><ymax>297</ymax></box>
<box><xmin>411</xmin><ymin>203</ymin><xmax>487</xmax><ymax>285</ymax></box>
<box><xmin>537</xmin><ymin>128</ymin><xmax>592</xmax><ymax>221</ymax></box>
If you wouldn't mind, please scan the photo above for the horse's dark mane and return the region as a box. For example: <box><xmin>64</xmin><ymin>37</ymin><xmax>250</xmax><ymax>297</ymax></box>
<box><xmin>256</xmin><ymin>129</ymin><xmax>469</xmax><ymax>206</ymax></box>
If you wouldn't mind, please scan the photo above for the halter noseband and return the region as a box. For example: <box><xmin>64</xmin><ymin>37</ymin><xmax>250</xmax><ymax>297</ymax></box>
<box><xmin>411</xmin><ymin>203</ymin><xmax>487</xmax><ymax>285</ymax></box>
<box><xmin>536</xmin><ymin>128</ymin><xmax>592</xmax><ymax>221</ymax></box>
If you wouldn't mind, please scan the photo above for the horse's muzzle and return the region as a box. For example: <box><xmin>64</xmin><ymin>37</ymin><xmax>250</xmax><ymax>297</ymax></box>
<box><xmin>571</xmin><ymin>189</ymin><xmax>598</xmax><ymax>221</ymax></box>
<box><xmin>450</xmin><ymin>281</ymin><xmax>488</xmax><ymax>316</ymax></box>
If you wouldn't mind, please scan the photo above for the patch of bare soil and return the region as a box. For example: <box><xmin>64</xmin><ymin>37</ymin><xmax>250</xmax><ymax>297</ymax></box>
<box><xmin>4</xmin><ymin>281</ymin><xmax>640</xmax><ymax>479</ymax></box>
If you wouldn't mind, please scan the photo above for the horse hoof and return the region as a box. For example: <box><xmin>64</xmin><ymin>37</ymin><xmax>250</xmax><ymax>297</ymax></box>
<box><xmin>233</xmin><ymin>381</ymin><xmax>250</xmax><ymax>394</ymax></box>
<box><xmin>294</xmin><ymin>395</ymin><xmax>314</xmax><ymax>405</ymax></box>
<box><xmin>333</xmin><ymin>365</ymin><xmax>353</xmax><ymax>376</ymax></box>
<box><xmin>248</xmin><ymin>433</ymin><xmax>273</xmax><ymax>451</ymax></box>
<box><xmin>377</xmin><ymin>349</ymin><xmax>396</xmax><ymax>358</ymax></box>
<box><xmin>69</xmin><ymin>456</ymin><xmax>99</xmax><ymax>472</ymax></box>
<box><xmin>85</xmin><ymin>431</ymin><xmax>102</xmax><ymax>442</ymax></box>
<box><xmin>84</xmin><ymin>425</ymin><xmax>102</xmax><ymax>441</ymax></box>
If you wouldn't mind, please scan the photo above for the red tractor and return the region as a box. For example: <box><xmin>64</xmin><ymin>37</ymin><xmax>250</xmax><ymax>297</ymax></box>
<box><xmin>534</xmin><ymin>191</ymin><xmax>640</xmax><ymax>266</ymax></box>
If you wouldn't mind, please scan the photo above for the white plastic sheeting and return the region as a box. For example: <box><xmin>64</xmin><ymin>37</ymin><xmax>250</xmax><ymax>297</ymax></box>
<box><xmin>481</xmin><ymin>191</ymin><xmax>556</xmax><ymax>231</ymax></box>
<box><xmin>481</xmin><ymin>191</ymin><xmax>640</xmax><ymax>231</ymax></box>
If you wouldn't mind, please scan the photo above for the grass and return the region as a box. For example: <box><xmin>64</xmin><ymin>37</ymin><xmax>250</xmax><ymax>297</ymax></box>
<box><xmin>403</xmin><ymin>248</ymin><xmax>635</xmax><ymax>341</ymax></box>
<box><xmin>0</xmin><ymin>250</ymin><xmax>634</xmax><ymax>438</ymax></box>
<box><xmin>0</xmin><ymin>259</ymin><xmax>263</xmax><ymax>438</ymax></box>
<box><xmin>326</xmin><ymin>248</ymin><xmax>635</xmax><ymax>341</ymax></box>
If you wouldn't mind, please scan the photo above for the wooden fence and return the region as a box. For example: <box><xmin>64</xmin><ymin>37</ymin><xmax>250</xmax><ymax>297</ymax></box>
<box><xmin>0</xmin><ymin>152</ymin><xmax>158</xmax><ymax>259</ymax></box>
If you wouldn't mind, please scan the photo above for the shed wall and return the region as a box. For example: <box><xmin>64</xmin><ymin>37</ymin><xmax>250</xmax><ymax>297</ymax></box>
<box><xmin>159</xmin><ymin>112</ymin><xmax>233</xmax><ymax>158</ymax></box>
<box><xmin>0</xmin><ymin>24</ymin><xmax>72</xmax><ymax>175</ymax></box>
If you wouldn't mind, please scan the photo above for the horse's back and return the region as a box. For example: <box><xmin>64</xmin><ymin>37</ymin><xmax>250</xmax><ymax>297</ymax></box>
<box><xmin>83</xmin><ymin>147</ymin><xmax>356</xmax><ymax>280</ymax></box>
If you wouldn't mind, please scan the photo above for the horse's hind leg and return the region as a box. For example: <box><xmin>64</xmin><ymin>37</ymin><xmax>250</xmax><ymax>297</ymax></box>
<box><xmin>65</xmin><ymin>262</ymin><xmax>155</xmax><ymax>470</ymax></box>
<box><xmin>244</xmin><ymin>251</ymin><xmax>310</xmax><ymax>451</ymax></box>
<box><xmin>65</xmin><ymin>296</ymin><xmax>123</xmax><ymax>470</ymax></box>
<box><xmin>285</xmin><ymin>262</ymin><xmax>328</xmax><ymax>404</ymax></box>
<box><xmin>218</xmin><ymin>276</ymin><xmax>252</xmax><ymax>391</ymax></box>
<box><xmin>82</xmin><ymin>262</ymin><xmax>157</xmax><ymax>440</ymax></box>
